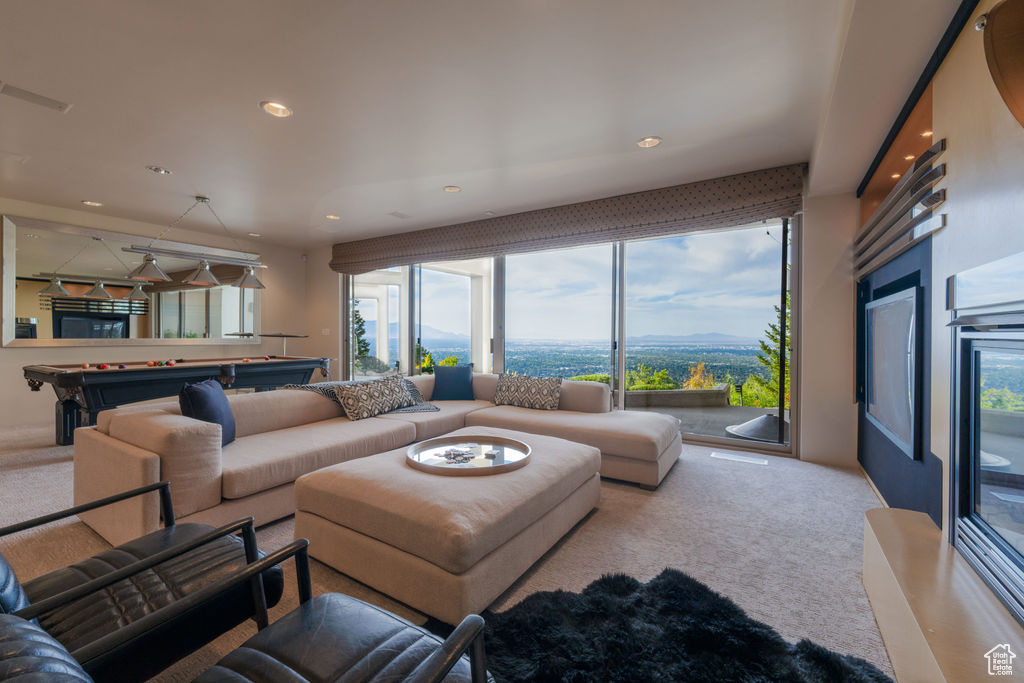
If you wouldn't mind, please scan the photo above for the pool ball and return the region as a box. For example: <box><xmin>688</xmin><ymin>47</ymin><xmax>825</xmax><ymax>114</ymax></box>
<box><xmin>98</xmin><ymin>363</ymin><xmax>109</xmax><ymax>370</ymax></box>
<box><xmin>147</xmin><ymin>361</ymin><xmax>156</xmax><ymax>367</ymax></box>
<box><xmin>81</xmin><ymin>362</ymin><xmax>90</xmax><ymax>369</ymax></box>
<box><xmin>118</xmin><ymin>364</ymin><xmax>127</xmax><ymax>369</ymax></box>
<box><xmin>264</xmin><ymin>355</ymin><xmax>270</xmax><ymax>361</ymax></box>
<box><xmin>242</xmin><ymin>358</ymin><xmax>250</xmax><ymax>363</ymax></box>
<box><xmin>167</xmin><ymin>360</ymin><xmax>176</xmax><ymax>366</ymax></box>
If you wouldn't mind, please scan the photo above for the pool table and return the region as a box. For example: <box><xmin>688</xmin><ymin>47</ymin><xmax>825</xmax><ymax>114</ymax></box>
<box><xmin>24</xmin><ymin>355</ymin><xmax>330</xmax><ymax>445</ymax></box>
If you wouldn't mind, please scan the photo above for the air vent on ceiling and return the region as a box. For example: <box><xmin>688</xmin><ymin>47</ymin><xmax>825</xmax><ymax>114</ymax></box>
<box><xmin>0</xmin><ymin>82</ymin><xmax>72</xmax><ymax>113</ymax></box>
<box><xmin>388</xmin><ymin>211</ymin><xmax>411</xmax><ymax>219</ymax></box>
<box><xmin>0</xmin><ymin>150</ymin><xmax>30</xmax><ymax>164</ymax></box>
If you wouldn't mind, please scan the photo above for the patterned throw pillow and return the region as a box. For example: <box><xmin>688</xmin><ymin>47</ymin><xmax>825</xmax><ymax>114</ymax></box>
<box><xmin>493</xmin><ymin>374</ymin><xmax>563</xmax><ymax>410</ymax></box>
<box><xmin>333</xmin><ymin>376</ymin><xmax>414</xmax><ymax>420</ymax></box>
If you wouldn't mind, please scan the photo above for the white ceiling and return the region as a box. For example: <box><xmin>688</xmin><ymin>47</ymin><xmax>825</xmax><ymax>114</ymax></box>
<box><xmin>0</xmin><ymin>1</ymin><xmax>960</xmax><ymax>249</ymax></box>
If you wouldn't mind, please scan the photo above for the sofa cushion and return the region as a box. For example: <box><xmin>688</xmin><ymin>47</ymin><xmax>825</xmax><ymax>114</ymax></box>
<box><xmin>376</xmin><ymin>400</ymin><xmax>493</xmax><ymax>440</ymax></box>
<box><xmin>494</xmin><ymin>374</ymin><xmax>562</xmax><ymax>410</ymax></box>
<box><xmin>334</xmin><ymin>376</ymin><xmax>413</xmax><ymax>420</ymax></box>
<box><xmin>229</xmin><ymin>390</ymin><xmax>344</xmax><ymax>438</ymax></box>
<box><xmin>465</xmin><ymin>407</ymin><xmax>680</xmax><ymax>462</ymax></box>
<box><xmin>295</xmin><ymin>426</ymin><xmax>600</xmax><ymax>574</ymax></box>
<box><xmin>558</xmin><ymin>379</ymin><xmax>612</xmax><ymax>413</ymax></box>
<box><xmin>431</xmin><ymin>365</ymin><xmax>474</xmax><ymax>400</ymax></box>
<box><xmin>220</xmin><ymin>418</ymin><xmax>416</xmax><ymax>499</ymax></box>
<box><xmin>179</xmin><ymin>379</ymin><xmax>236</xmax><ymax>446</ymax></box>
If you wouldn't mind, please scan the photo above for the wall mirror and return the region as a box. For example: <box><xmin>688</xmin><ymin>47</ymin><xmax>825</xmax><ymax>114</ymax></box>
<box><xmin>2</xmin><ymin>215</ymin><xmax>261</xmax><ymax>347</ymax></box>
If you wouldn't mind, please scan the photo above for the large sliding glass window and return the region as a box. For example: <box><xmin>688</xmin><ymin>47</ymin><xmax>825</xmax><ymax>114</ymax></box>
<box><xmin>352</xmin><ymin>267</ymin><xmax>411</xmax><ymax>377</ymax></box>
<box><xmin>156</xmin><ymin>286</ymin><xmax>255</xmax><ymax>339</ymax></box>
<box><xmin>623</xmin><ymin>222</ymin><xmax>790</xmax><ymax>444</ymax></box>
<box><xmin>416</xmin><ymin>259</ymin><xmax>492</xmax><ymax>373</ymax></box>
<box><xmin>505</xmin><ymin>244</ymin><xmax>613</xmax><ymax>380</ymax></box>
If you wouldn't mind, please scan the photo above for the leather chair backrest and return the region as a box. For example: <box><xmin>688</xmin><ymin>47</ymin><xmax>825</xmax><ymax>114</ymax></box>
<box><xmin>0</xmin><ymin>613</ymin><xmax>93</xmax><ymax>682</ymax></box>
<box><xmin>0</xmin><ymin>553</ymin><xmax>30</xmax><ymax>616</ymax></box>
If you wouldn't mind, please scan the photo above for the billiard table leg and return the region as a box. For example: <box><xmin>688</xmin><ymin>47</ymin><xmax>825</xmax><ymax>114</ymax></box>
<box><xmin>55</xmin><ymin>399</ymin><xmax>86</xmax><ymax>446</ymax></box>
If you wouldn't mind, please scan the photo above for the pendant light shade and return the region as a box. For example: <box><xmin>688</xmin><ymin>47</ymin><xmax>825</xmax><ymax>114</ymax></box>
<box><xmin>233</xmin><ymin>265</ymin><xmax>265</xmax><ymax>289</ymax></box>
<box><xmin>184</xmin><ymin>260</ymin><xmax>220</xmax><ymax>286</ymax></box>
<box><xmin>124</xmin><ymin>282</ymin><xmax>149</xmax><ymax>301</ymax></box>
<box><xmin>84</xmin><ymin>282</ymin><xmax>114</xmax><ymax>299</ymax></box>
<box><xmin>38</xmin><ymin>278</ymin><xmax>70</xmax><ymax>298</ymax></box>
<box><xmin>128</xmin><ymin>253</ymin><xmax>171</xmax><ymax>282</ymax></box>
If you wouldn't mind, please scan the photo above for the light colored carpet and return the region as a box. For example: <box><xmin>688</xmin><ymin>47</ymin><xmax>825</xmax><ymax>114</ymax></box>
<box><xmin>0</xmin><ymin>426</ymin><xmax>893</xmax><ymax>680</ymax></box>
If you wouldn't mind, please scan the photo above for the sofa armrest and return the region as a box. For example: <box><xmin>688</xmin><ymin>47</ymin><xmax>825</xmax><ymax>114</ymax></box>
<box><xmin>74</xmin><ymin>427</ymin><xmax>162</xmax><ymax>545</ymax></box>
<box><xmin>104</xmin><ymin>410</ymin><xmax>223</xmax><ymax>519</ymax></box>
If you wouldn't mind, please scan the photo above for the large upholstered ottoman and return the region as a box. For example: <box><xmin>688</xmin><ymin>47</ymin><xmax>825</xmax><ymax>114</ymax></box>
<box><xmin>293</xmin><ymin>426</ymin><xmax>601</xmax><ymax>624</ymax></box>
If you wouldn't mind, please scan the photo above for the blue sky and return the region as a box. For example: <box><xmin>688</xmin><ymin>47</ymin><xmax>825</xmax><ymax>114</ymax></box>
<box><xmin>364</xmin><ymin>222</ymin><xmax>786</xmax><ymax>342</ymax></box>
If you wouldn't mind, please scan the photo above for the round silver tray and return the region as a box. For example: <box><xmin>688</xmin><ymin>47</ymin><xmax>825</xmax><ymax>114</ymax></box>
<box><xmin>406</xmin><ymin>435</ymin><xmax>531</xmax><ymax>476</ymax></box>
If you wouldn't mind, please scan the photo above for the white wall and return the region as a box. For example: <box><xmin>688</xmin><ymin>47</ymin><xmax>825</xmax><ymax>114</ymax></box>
<box><xmin>797</xmin><ymin>193</ymin><xmax>859</xmax><ymax>467</ymax></box>
<box><xmin>0</xmin><ymin>197</ymin><xmax>308</xmax><ymax>428</ymax></box>
<box><xmin>929</xmin><ymin>0</ymin><xmax>1024</xmax><ymax>530</ymax></box>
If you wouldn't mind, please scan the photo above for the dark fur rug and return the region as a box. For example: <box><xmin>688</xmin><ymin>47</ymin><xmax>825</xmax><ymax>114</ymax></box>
<box><xmin>481</xmin><ymin>569</ymin><xmax>893</xmax><ymax>682</ymax></box>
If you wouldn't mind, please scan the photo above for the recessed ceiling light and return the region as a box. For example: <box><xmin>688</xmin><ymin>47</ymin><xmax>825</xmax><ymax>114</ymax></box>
<box><xmin>483</xmin><ymin>210</ymin><xmax>496</xmax><ymax>217</ymax></box>
<box><xmin>903</xmin><ymin>154</ymin><xmax>915</xmax><ymax>161</ymax></box>
<box><xmin>146</xmin><ymin>165</ymin><xmax>172</xmax><ymax>175</ymax></box>
<box><xmin>443</xmin><ymin>185</ymin><xmax>462</xmax><ymax>193</ymax></box>
<box><xmin>921</xmin><ymin>130</ymin><xmax>933</xmax><ymax>137</ymax></box>
<box><xmin>260</xmin><ymin>101</ymin><xmax>292</xmax><ymax>118</ymax></box>
<box><xmin>325</xmin><ymin>214</ymin><xmax>341</xmax><ymax>220</ymax></box>
<box><xmin>81</xmin><ymin>200</ymin><xmax>103</xmax><ymax>207</ymax></box>
<box><xmin>891</xmin><ymin>173</ymin><xmax>901</xmax><ymax>179</ymax></box>
<box><xmin>24</xmin><ymin>233</ymin><xmax>40</xmax><ymax>239</ymax></box>
<box><xmin>247</xmin><ymin>232</ymin><xmax>262</xmax><ymax>238</ymax></box>
<box><xmin>636</xmin><ymin>136</ymin><xmax>662</xmax><ymax>148</ymax></box>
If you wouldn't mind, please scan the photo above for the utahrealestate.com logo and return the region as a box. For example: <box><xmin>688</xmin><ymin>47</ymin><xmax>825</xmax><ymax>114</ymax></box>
<box><xmin>985</xmin><ymin>644</ymin><xmax>1016</xmax><ymax>676</ymax></box>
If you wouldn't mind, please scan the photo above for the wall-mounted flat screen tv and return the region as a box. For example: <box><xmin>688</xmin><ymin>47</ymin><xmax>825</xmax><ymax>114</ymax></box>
<box><xmin>865</xmin><ymin>287</ymin><xmax>920</xmax><ymax>459</ymax></box>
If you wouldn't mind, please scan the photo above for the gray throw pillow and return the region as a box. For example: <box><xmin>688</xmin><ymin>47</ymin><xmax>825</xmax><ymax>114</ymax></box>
<box><xmin>493</xmin><ymin>374</ymin><xmax>563</xmax><ymax>410</ymax></box>
<box><xmin>333</xmin><ymin>375</ymin><xmax>414</xmax><ymax>420</ymax></box>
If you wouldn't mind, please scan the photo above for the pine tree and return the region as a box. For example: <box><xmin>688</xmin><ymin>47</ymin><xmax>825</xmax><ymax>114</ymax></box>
<box><xmin>748</xmin><ymin>291</ymin><xmax>791</xmax><ymax>409</ymax></box>
<box><xmin>351</xmin><ymin>301</ymin><xmax>371</xmax><ymax>358</ymax></box>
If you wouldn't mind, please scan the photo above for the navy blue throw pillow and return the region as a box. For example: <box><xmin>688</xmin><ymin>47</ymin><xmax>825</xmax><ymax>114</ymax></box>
<box><xmin>179</xmin><ymin>379</ymin><xmax>236</xmax><ymax>446</ymax></box>
<box><xmin>431</xmin><ymin>365</ymin><xmax>475</xmax><ymax>400</ymax></box>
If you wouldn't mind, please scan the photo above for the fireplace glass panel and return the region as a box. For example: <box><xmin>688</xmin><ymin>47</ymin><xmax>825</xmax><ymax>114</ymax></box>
<box><xmin>975</xmin><ymin>349</ymin><xmax>1024</xmax><ymax>555</ymax></box>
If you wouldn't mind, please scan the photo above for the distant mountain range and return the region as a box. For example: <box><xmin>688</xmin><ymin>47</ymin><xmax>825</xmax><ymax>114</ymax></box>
<box><xmin>361</xmin><ymin>321</ymin><xmax>755</xmax><ymax>347</ymax></box>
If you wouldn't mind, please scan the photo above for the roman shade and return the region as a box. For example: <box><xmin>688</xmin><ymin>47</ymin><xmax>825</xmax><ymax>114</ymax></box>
<box><xmin>330</xmin><ymin>164</ymin><xmax>805</xmax><ymax>274</ymax></box>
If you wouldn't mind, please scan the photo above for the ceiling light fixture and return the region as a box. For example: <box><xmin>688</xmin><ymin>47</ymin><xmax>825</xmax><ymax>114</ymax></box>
<box><xmin>146</xmin><ymin>165</ymin><xmax>172</xmax><ymax>175</ymax></box>
<box><xmin>891</xmin><ymin>173</ymin><xmax>901</xmax><ymax>179</ymax></box>
<box><xmin>325</xmin><ymin>214</ymin><xmax>341</xmax><ymax>221</ymax></box>
<box><xmin>260</xmin><ymin>100</ymin><xmax>292</xmax><ymax>118</ymax></box>
<box><xmin>125</xmin><ymin>282</ymin><xmax>149</xmax><ymax>301</ymax></box>
<box><xmin>123</xmin><ymin>195</ymin><xmax>265</xmax><ymax>289</ymax></box>
<box><xmin>81</xmin><ymin>200</ymin><xmax>103</xmax><ymax>207</ymax></box>
<box><xmin>247</xmin><ymin>232</ymin><xmax>262</xmax><ymax>237</ymax></box>
<box><xmin>443</xmin><ymin>185</ymin><xmax>462</xmax><ymax>193</ymax></box>
<box><xmin>921</xmin><ymin>130</ymin><xmax>933</xmax><ymax>137</ymax></box>
<box><xmin>83</xmin><ymin>281</ymin><xmax>114</xmax><ymax>300</ymax></box>
<box><xmin>38</xmin><ymin>278</ymin><xmax>70</xmax><ymax>298</ymax></box>
<box><xmin>903</xmin><ymin>155</ymin><xmax>915</xmax><ymax>161</ymax></box>
<box><xmin>636</xmin><ymin>136</ymin><xmax>662</xmax><ymax>148</ymax></box>
<box><xmin>183</xmin><ymin>260</ymin><xmax>220</xmax><ymax>287</ymax></box>
<box><xmin>128</xmin><ymin>253</ymin><xmax>171</xmax><ymax>282</ymax></box>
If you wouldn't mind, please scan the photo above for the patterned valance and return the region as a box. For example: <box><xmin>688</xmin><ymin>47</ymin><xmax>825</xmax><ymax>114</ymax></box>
<box><xmin>330</xmin><ymin>164</ymin><xmax>805</xmax><ymax>275</ymax></box>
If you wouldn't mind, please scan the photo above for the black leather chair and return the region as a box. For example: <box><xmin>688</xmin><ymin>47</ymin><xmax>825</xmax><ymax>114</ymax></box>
<box><xmin>0</xmin><ymin>538</ymin><xmax>491</xmax><ymax>682</ymax></box>
<box><xmin>0</xmin><ymin>482</ymin><xmax>285</xmax><ymax>682</ymax></box>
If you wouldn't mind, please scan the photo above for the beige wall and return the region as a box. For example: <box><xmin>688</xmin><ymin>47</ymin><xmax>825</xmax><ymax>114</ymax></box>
<box><xmin>0</xmin><ymin>197</ymin><xmax>309</xmax><ymax>428</ymax></box>
<box><xmin>929</xmin><ymin>0</ymin><xmax>1024</xmax><ymax>531</ymax></box>
<box><xmin>292</xmin><ymin>243</ymin><xmax>342</xmax><ymax>379</ymax></box>
<box><xmin>797</xmin><ymin>193</ymin><xmax>859</xmax><ymax>467</ymax></box>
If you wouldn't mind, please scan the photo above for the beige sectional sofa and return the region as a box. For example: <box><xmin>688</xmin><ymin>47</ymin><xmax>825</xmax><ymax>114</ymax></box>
<box><xmin>74</xmin><ymin>373</ymin><xmax>682</xmax><ymax>545</ymax></box>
